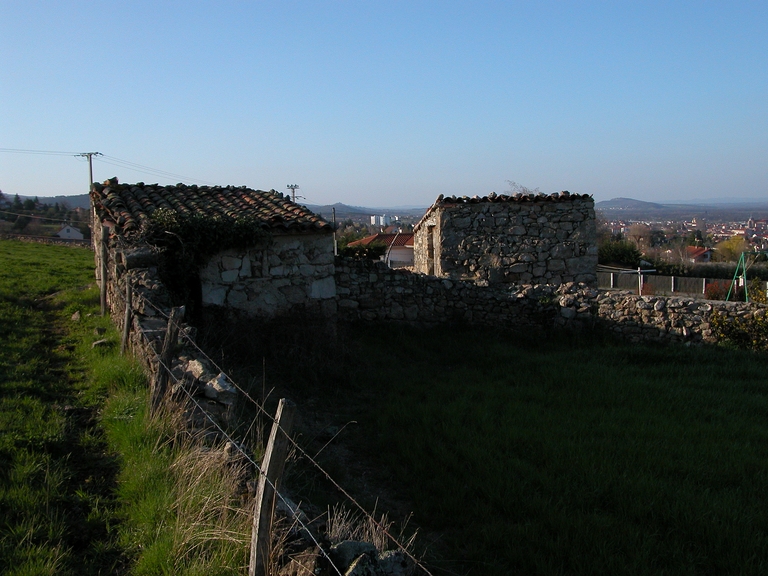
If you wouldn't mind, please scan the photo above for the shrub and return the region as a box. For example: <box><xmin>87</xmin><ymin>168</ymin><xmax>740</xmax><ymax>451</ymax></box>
<box><xmin>748</xmin><ymin>278</ymin><xmax>768</xmax><ymax>304</ymax></box>
<box><xmin>704</xmin><ymin>282</ymin><xmax>728</xmax><ymax>301</ymax></box>
<box><xmin>710</xmin><ymin>309</ymin><xmax>768</xmax><ymax>351</ymax></box>
<box><xmin>598</xmin><ymin>240</ymin><xmax>642</xmax><ymax>268</ymax></box>
<box><xmin>339</xmin><ymin>241</ymin><xmax>387</xmax><ymax>261</ymax></box>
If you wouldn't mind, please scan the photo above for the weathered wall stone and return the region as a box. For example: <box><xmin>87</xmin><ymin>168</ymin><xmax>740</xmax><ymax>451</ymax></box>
<box><xmin>335</xmin><ymin>257</ymin><xmax>767</xmax><ymax>346</ymax></box>
<box><xmin>413</xmin><ymin>193</ymin><xmax>598</xmax><ymax>287</ymax></box>
<box><xmin>199</xmin><ymin>233</ymin><xmax>337</xmax><ymax>317</ymax></box>
<box><xmin>92</xmin><ymin>223</ymin><xmax>236</xmax><ymax>430</ymax></box>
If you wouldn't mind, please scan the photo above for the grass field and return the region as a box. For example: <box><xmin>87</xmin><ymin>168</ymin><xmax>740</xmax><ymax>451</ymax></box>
<box><xmin>360</xmin><ymin>326</ymin><xmax>768</xmax><ymax>575</ymax></box>
<box><xmin>0</xmin><ymin>240</ymin><xmax>125</xmax><ymax>574</ymax></box>
<box><xmin>206</xmin><ymin>312</ymin><xmax>768</xmax><ymax>576</ymax></box>
<box><xmin>0</xmin><ymin>239</ymin><xmax>253</xmax><ymax>576</ymax></box>
<box><xmin>7</xmin><ymin>238</ymin><xmax>768</xmax><ymax>575</ymax></box>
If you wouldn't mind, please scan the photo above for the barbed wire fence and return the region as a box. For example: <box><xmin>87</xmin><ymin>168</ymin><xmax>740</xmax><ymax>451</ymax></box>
<box><xmin>111</xmin><ymin>270</ymin><xmax>435</xmax><ymax>576</ymax></box>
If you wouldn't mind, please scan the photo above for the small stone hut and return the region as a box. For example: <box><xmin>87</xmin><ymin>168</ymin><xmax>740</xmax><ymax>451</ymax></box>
<box><xmin>413</xmin><ymin>191</ymin><xmax>598</xmax><ymax>286</ymax></box>
<box><xmin>90</xmin><ymin>180</ymin><xmax>336</xmax><ymax>317</ymax></box>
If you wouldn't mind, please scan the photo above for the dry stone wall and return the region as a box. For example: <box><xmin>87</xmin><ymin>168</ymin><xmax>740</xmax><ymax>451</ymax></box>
<box><xmin>336</xmin><ymin>258</ymin><xmax>565</xmax><ymax>327</ymax></box>
<box><xmin>336</xmin><ymin>257</ymin><xmax>767</xmax><ymax>346</ymax></box>
<box><xmin>92</xmin><ymin>224</ymin><xmax>239</xmax><ymax>430</ymax></box>
<box><xmin>566</xmin><ymin>288</ymin><xmax>766</xmax><ymax>345</ymax></box>
<box><xmin>200</xmin><ymin>233</ymin><xmax>337</xmax><ymax>318</ymax></box>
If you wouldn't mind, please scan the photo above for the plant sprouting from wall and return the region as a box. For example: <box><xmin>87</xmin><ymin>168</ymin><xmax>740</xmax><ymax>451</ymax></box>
<box><xmin>142</xmin><ymin>208</ymin><xmax>271</xmax><ymax>309</ymax></box>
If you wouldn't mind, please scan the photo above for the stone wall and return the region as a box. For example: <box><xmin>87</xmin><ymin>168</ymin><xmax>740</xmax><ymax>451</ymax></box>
<box><xmin>335</xmin><ymin>257</ymin><xmax>767</xmax><ymax>346</ymax></box>
<box><xmin>413</xmin><ymin>193</ymin><xmax>598</xmax><ymax>287</ymax></box>
<box><xmin>199</xmin><ymin>233</ymin><xmax>337</xmax><ymax>317</ymax></box>
<box><xmin>563</xmin><ymin>288</ymin><xmax>766</xmax><ymax>345</ymax></box>
<box><xmin>336</xmin><ymin>258</ymin><xmax>566</xmax><ymax>327</ymax></box>
<box><xmin>92</xmin><ymin>223</ymin><xmax>239</xmax><ymax>429</ymax></box>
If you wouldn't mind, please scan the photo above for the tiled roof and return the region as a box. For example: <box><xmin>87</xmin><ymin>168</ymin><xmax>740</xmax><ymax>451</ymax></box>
<box><xmin>91</xmin><ymin>179</ymin><xmax>331</xmax><ymax>235</ymax></box>
<box><xmin>686</xmin><ymin>246</ymin><xmax>711</xmax><ymax>260</ymax></box>
<box><xmin>415</xmin><ymin>191</ymin><xmax>592</xmax><ymax>231</ymax></box>
<box><xmin>348</xmin><ymin>233</ymin><xmax>414</xmax><ymax>248</ymax></box>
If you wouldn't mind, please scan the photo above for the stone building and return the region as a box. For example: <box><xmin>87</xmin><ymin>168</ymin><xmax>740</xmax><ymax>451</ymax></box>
<box><xmin>413</xmin><ymin>191</ymin><xmax>597</xmax><ymax>286</ymax></box>
<box><xmin>91</xmin><ymin>180</ymin><xmax>336</xmax><ymax>317</ymax></box>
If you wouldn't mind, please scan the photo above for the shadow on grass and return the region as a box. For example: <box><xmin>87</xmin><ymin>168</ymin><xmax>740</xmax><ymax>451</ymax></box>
<box><xmin>0</xmin><ymin>297</ymin><xmax>127</xmax><ymax>575</ymax></box>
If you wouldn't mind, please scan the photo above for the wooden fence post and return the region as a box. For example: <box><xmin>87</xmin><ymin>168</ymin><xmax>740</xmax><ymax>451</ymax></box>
<box><xmin>100</xmin><ymin>226</ymin><xmax>108</xmax><ymax>316</ymax></box>
<box><xmin>151</xmin><ymin>306</ymin><xmax>184</xmax><ymax>414</ymax></box>
<box><xmin>121</xmin><ymin>277</ymin><xmax>133</xmax><ymax>355</ymax></box>
<box><xmin>249</xmin><ymin>399</ymin><xmax>297</xmax><ymax>576</ymax></box>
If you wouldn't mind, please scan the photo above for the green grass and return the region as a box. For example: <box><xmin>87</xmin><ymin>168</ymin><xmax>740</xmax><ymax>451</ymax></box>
<box><xmin>0</xmin><ymin>240</ymin><xmax>124</xmax><ymax>575</ymax></box>
<box><xmin>0</xmin><ymin>239</ymin><xmax>251</xmax><ymax>575</ymax></box>
<box><xmin>354</xmin><ymin>326</ymin><xmax>768</xmax><ymax>575</ymax></box>
<box><xmin>9</xmin><ymin>237</ymin><xmax>767</xmax><ymax>574</ymax></box>
<box><xmin>213</xmin><ymin>314</ymin><xmax>768</xmax><ymax>575</ymax></box>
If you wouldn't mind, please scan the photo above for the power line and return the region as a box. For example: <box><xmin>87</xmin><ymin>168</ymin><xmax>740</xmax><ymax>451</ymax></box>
<box><xmin>131</xmin><ymin>289</ymin><xmax>434</xmax><ymax>575</ymax></box>
<box><xmin>0</xmin><ymin>147</ymin><xmax>80</xmax><ymax>156</ymax></box>
<box><xmin>0</xmin><ymin>148</ymin><xmax>218</xmax><ymax>187</ymax></box>
<box><xmin>97</xmin><ymin>154</ymin><xmax>218</xmax><ymax>186</ymax></box>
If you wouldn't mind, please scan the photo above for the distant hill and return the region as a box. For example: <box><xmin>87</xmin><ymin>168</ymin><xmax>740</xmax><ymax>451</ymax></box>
<box><xmin>305</xmin><ymin>202</ymin><xmax>428</xmax><ymax>221</ymax></box>
<box><xmin>595</xmin><ymin>198</ymin><xmax>666</xmax><ymax>211</ymax></box>
<box><xmin>22</xmin><ymin>193</ymin><xmax>91</xmax><ymax>209</ymax></box>
<box><xmin>305</xmin><ymin>202</ymin><xmax>372</xmax><ymax>216</ymax></box>
<box><xmin>596</xmin><ymin>197</ymin><xmax>768</xmax><ymax>221</ymax></box>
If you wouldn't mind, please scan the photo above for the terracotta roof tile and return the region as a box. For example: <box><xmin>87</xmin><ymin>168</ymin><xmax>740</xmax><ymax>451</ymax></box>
<box><xmin>91</xmin><ymin>180</ymin><xmax>331</xmax><ymax>235</ymax></box>
<box><xmin>348</xmin><ymin>233</ymin><xmax>414</xmax><ymax>247</ymax></box>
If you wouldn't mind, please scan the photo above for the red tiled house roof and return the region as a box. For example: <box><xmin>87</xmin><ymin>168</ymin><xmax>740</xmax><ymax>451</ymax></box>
<box><xmin>90</xmin><ymin>179</ymin><xmax>331</xmax><ymax>237</ymax></box>
<box><xmin>686</xmin><ymin>246</ymin><xmax>711</xmax><ymax>261</ymax></box>
<box><xmin>348</xmin><ymin>233</ymin><xmax>414</xmax><ymax>247</ymax></box>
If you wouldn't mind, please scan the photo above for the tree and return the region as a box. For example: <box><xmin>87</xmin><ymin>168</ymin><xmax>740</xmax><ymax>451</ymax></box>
<box><xmin>337</xmin><ymin>226</ymin><xmax>368</xmax><ymax>250</ymax></box>
<box><xmin>595</xmin><ymin>214</ymin><xmax>613</xmax><ymax>245</ymax></box>
<box><xmin>598</xmin><ymin>239</ymin><xmax>642</xmax><ymax>268</ymax></box>
<box><xmin>714</xmin><ymin>236</ymin><xmax>749</xmax><ymax>262</ymax></box>
<box><xmin>626</xmin><ymin>224</ymin><xmax>651</xmax><ymax>248</ymax></box>
<box><xmin>686</xmin><ymin>230</ymin><xmax>704</xmax><ymax>246</ymax></box>
<box><xmin>339</xmin><ymin>240</ymin><xmax>387</xmax><ymax>260</ymax></box>
<box><xmin>649</xmin><ymin>229</ymin><xmax>667</xmax><ymax>247</ymax></box>
<box><xmin>12</xmin><ymin>194</ymin><xmax>22</xmax><ymax>210</ymax></box>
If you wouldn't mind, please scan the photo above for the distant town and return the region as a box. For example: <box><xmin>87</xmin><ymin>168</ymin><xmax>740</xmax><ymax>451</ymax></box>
<box><xmin>2</xmin><ymin>190</ymin><xmax>767</xmax><ymax>267</ymax></box>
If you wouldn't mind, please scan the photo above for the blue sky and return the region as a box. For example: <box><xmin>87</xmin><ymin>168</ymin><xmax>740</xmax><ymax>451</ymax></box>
<box><xmin>1</xmin><ymin>1</ymin><xmax>766</xmax><ymax>207</ymax></box>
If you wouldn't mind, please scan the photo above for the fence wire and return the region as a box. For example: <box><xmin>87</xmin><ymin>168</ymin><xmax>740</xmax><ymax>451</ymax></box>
<box><xmin>118</xmin><ymin>284</ymin><xmax>434</xmax><ymax>575</ymax></box>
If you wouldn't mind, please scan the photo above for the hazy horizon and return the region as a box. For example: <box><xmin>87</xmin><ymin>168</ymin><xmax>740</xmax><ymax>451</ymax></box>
<box><xmin>14</xmin><ymin>191</ymin><xmax>768</xmax><ymax>213</ymax></box>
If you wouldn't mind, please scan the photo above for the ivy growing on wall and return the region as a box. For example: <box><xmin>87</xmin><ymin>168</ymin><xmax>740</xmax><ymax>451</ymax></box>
<box><xmin>142</xmin><ymin>208</ymin><xmax>271</xmax><ymax>310</ymax></box>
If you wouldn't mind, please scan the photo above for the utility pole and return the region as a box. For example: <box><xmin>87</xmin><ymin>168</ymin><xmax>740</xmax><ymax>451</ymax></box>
<box><xmin>76</xmin><ymin>152</ymin><xmax>102</xmax><ymax>189</ymax></box>
<box><xmin>332</xmin><ymin>206</ymin><xmax>337</xmax><ymax>256</ymax></box>
<box><xmin>287</xmin><ymin>184</ymin><xmax>299</xmax><ymax>203</ymax></box>
<box><xmin>77</xmin><ymin>152</ymin><xmax>102</xmax><ymax>245</ymax></box>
